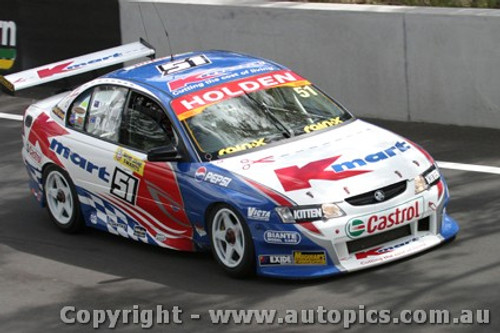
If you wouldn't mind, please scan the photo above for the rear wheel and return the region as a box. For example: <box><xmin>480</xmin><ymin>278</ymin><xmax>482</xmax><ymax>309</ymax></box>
<box><xmin>43</xmin><ymin>165</ymin><xmax>84</xmax><ymax>233</ymax></box>
<box><xmin>209</xmin><ymin>205</ymin><xmax>255</xmax><ymax>278</ymax></box>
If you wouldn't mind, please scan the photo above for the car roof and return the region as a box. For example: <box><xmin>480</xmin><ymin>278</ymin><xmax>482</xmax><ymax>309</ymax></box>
<box><xmin>106</xmin><ymin>50</ymin><xmax>286</xmax><ymax>99</ymax></box>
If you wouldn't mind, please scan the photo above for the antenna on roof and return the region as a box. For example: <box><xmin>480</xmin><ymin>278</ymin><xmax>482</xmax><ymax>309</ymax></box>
<box><xmin>153</xmin><ymin>2</ymin><xmax>174</xmax><ymax>62</ymax></box>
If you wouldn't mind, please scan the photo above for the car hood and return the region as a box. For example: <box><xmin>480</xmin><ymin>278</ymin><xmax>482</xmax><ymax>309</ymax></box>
<box><xmin>211</xmin><ymin>119</ymin><xmax>433</xmax><ymax>205</ymax></box>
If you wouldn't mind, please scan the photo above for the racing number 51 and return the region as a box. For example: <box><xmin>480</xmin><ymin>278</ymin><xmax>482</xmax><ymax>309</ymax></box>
<box><xmin>293</xmin><ymin>85</ymin><xmax>318</xmax><ymax>98</ymax></box>
<box><xmin>110</xmin><ymin>168</ymin><xmax>139</xmax><ymax>205</ymax></box>
<box><xmin>157</xmin><ymin>55</ymin><xmax>211</xmax><ymax>76</ymax></box>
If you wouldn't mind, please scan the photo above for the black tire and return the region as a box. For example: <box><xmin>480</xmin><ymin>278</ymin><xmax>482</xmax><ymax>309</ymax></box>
<box><xmin>208</xmin><ymin>204</ymin><xmax>255</xmax><ymax>278</ymax></box>
<box><xmin>43</xmin><ymin>165</ymin><xmax>84</xmax><ymax>233</ymax></box>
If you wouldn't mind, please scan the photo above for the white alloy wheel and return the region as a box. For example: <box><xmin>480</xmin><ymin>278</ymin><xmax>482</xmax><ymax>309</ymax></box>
<box><xmin>45</xmin><ymin>171</ymin><xmax>74</xmax><ymax>225</ymax></box>
<box><xmin>212</xmin><ymin>208</ymin><xmax>246</xmax><ymax>268</ymax></box>
<box><xmin>43</xmin><ymin>165</ymin><xmax>84</xmax><ymax>233</ymax></box>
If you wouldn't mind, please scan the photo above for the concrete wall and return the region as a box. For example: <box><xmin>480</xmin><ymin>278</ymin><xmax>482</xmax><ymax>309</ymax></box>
<box><xmin>119</xmin><ymin>0</ymin><xmax>500</xmax><ymax>129</ymax></box>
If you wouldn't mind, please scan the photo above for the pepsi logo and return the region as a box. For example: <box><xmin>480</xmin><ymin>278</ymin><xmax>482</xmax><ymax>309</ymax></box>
<box><xmin>195</xmin><ymin>166</ymin><xmax>207</xmax><ymax>182</ymax></box>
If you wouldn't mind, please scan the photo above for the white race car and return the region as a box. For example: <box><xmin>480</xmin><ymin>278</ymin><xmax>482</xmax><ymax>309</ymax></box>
<box><xmin>1</xmin><ymin>41</ymin><xmax>459</xmax><ymax>278</ymax></box>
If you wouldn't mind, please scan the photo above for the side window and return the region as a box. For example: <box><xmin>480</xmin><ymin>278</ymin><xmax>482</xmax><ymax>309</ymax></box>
<box><xmin>68</xmin><ymin>90</ymin><xmax>91</xmax><ymax>131</ymax></box>
<box><xmin>120</xmin><ymin>92</ymin><xmax>174</xmax><ymax>152</ymax></box>
<box><xmin>86</xmin><ymin>86</ymin><xmax>128</xmax><ymax>142</ymax></box>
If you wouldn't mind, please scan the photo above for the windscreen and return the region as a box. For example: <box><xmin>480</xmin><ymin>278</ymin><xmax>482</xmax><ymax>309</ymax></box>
<box><xmin>174</xmin><ymin>73</ymin><xmax>352</xmax><ymax>161</ymax></box>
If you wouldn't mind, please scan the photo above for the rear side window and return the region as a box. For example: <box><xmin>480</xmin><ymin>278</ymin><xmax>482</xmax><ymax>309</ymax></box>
<box><xmin>68</xmin><ymin>90</ymin><xmax>91</xmax><ymax>131</ymax></box>
<box><xmin>67</xmin><ymin>85</ymin><xmax>129</xmax><ymax>144</ymax></box>
<box><xmin>86</xmin><ymin>86</ymin><xmax>128</xmax><ymax>142</ymax></box>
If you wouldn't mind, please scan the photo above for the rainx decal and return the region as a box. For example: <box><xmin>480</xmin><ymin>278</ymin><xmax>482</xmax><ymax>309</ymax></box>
<box><xmin>304</xmin><ymin>117</ymin><xmax>343</xmax><ymax>133</ymax></box>
<box><xmin>218</xmin><ymin>138</ymin><xmax>266</xmax><ymax>156</ymax></box>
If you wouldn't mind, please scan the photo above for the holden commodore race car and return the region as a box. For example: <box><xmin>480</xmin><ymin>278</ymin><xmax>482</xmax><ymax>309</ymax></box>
<box><xmin>1</xmin><ymin>40</ymin><xmax>459</xmax><ymax>278</ymax></box>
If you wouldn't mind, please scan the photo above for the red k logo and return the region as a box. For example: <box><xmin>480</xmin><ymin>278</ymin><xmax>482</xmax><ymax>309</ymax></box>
<box><xmin>28</xmin><ymin>113</ymin><xmax>69</xmax><ymax>165</ymax></box>
<box><xmin>274</xmin><ymin>156</ymin><xmax>370</xmax><ymax>191</ymax></box>
<box><xmin>37</xmin><ymin>61</ymin><xmax>73</xmax><ymax>78</ymax></box>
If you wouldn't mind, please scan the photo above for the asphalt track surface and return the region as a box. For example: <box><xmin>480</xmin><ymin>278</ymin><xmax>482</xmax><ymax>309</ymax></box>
<box><xmin>0</xmin><ymin>89</ymin><xmax>499</xmax><ymax>332</ymax></box>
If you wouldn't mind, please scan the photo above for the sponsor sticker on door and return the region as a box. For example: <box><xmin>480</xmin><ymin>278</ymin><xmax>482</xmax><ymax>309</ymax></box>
<box><xmin>345</xmin><ymin>197</ymin><xmax>424</xmax><ymax>239</ymax></box>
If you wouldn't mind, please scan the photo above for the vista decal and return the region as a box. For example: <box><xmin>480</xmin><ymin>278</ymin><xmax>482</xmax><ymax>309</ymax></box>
<box><xmin>171</xmin><ymin>70</ymin><xmax>307</xmax><ymax>120</ymax></box>
<box><xmin>247</xmin><ymin>207</ymin><xmax>271</xmax><ymax>221</ymax></box>
<box><xmin>346</xmin><ymin>198</ymin><xmax>423</xmax><ymax>239</ymax></box>
<box><xmin>275</xmin><ymin>155</ymin><xmax>370</xmax><ymax>192</ymax></box>
<box><xmin>0</xmin><ymin>20</ymin><xmax>16</xmax><ymax>70</ymax></box>
<box><xmin>332</xmin><ymin>141</ymin><xmax>411</xmax><ymax>172</ymax></box>
<box><xmin>37</xmin><ymin>52</ymin><xmax>123</xmax><ymax>78</ymax></box>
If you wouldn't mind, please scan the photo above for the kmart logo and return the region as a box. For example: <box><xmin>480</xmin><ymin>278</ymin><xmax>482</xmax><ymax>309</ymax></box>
<box><xmin>0</xmin><ymin>20</ymin><xmax>16</xmax><ymax>70</ymax></box>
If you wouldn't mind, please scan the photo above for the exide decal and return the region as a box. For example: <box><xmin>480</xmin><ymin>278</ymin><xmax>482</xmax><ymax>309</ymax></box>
<box><xmin>275</xmin><ymin>156</ymin><xmax>370</xmax><ymax>192</ymax></box>
<box><xmin>259</xmin><ymin>254</ymin><xmax>293</xmax><ymax>266</ymax></box>
<box><xmin>50</xmin><ymin>139</ymin><xmax>110</xmax><ymax>182</ymax></box>
<box><xmin>345</xmin><ymin>198</ymin><xmax>423</xmax><ymax>239</ymax></box>
<box><xmin>332</xmin><ymin>141</ymin><xmax>411</xmax><ymax>173</ymax></box>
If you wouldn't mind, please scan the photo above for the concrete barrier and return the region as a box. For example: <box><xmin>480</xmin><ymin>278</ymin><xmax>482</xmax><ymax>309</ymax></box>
<box><xmin>119</xmin><ymin>1</ymin><xmax>500</xmax><ymax>129</ymax></box>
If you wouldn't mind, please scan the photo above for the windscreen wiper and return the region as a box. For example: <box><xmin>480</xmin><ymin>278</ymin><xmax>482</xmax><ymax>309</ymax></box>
<box><xmin>242</xmin><ymin>92</ymin><xmax>294</xmax><ymax>138</ymax></box>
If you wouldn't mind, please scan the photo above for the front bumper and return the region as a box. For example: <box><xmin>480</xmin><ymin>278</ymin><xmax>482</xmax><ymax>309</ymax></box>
<box><xmin>251</xmin><ymin>179</ymin><xmax>459</xmax><ymax>279</ymax></box>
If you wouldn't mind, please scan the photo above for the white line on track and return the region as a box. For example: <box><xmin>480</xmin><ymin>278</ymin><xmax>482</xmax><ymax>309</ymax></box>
<box><xmin>0</xmin><ymin>112</ymin><xmax>23</xmax><ymax>121</ymax></box>
<box><xmin>437</xmin><ymin>161</ymin><xmax>500</xmax><ymax>175</ymax></box>
<box><xmin>1</xmin><ymin>111</ymin><xmax>500</xmax><ymax>175</ymax></box>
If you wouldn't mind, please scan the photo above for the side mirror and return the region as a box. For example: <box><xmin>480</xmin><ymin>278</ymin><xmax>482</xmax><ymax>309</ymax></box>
<box><xmin>147</xmin><ymin>144</ymin><xmax>183</xmax><ymax>162</ymax></box>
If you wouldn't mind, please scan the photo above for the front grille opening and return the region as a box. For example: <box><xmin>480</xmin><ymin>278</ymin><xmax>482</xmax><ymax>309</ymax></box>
<box><xmin>345</xmin><ymin>180</ymin><xmax>407</xmax><ymax>206</ymax></box>
<box><xmin>347</xmin><ymin>224</ymin><xmax>412</xmax><ymax>254</ymax></box>
<box><xmin>417</xmin><ymin>216</ymin><xmax>430</xmax><ymax>231</ymax></box>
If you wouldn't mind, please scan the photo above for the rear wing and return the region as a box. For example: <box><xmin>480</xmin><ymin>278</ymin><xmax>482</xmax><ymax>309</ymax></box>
<box><xmin>0</xmin><ymin>39</ymin><xmax>155</xmax><ymax>92</ymax></box>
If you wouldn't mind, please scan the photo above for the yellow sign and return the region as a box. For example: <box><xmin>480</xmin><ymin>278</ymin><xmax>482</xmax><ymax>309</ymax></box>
<box><xmin>293</xmin><ymin>251</ymin><xmax>327</xmax><ymax>265</ymax></box>
<box><xmin>0</xmin><ymin>75</ymin><xmax>13</xmax><ymax>91</ymax></box>
<box><xmin>304</xmin><ymin>117</ymin><xmax>343</xmax><ymax>133</ymax></box>
<box><xmin>218</xmin><ymin>138</ymin><xmax>266</xmax><ymax>156</ymax></box>
<box><xmin>114</xmin><ymin>147</ymin><xmax>145</xmax><ymax>176</ymax></box>
<box><xmin>52</xmin><ymin>107</ymin><xmax>65</xmax><ymax>120</ymax></box>
<box><xmin>0</xmin><ymin>21</ymin><xmax>17</xmax><ymax>70</ymax></box>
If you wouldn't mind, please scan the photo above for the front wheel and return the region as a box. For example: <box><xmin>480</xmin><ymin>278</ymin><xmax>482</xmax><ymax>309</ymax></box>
<box><xmin>209</xmin><ymin>205</ymin><xmax>255</xmax><ymax>278</ymax></box>
<box><xmin>43</xmin><ymin>165</ymin><xmax>84</xmax><ymax>233</ymax></box>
